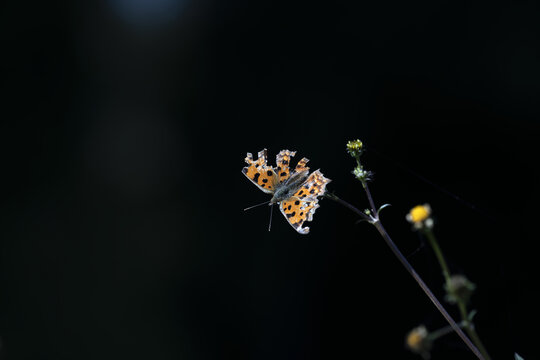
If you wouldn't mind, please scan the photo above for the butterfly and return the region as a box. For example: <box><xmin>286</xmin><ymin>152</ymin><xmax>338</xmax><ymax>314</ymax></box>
<box><xmin>242</xmin><ymin>149</ymin><xmax>331</xmax><ymax>234</ymax></box>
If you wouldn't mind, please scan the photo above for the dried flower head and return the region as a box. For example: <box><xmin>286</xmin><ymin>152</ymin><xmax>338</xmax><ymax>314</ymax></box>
<box><xmin>445</xmin><ymin>274</ymin><xmax>476</xmax><ymax>304</ymax></box>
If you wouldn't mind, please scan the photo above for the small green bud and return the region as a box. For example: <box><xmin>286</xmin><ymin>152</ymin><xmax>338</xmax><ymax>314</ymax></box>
<box><xmin>352</xmin><ymin>166</ymin><xmax>373</xmax><ymax>182</ymax></box>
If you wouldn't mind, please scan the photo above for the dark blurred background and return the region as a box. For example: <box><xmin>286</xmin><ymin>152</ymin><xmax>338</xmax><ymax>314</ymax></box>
<box><xmin>1</xmin><ymin>0</ymin><xmax>539</xmax><ymax>359</ymax></box>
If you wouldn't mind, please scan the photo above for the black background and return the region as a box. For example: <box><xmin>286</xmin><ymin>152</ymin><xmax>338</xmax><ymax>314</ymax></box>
<box><xmin>1</xmin><ymin>0</ymin><xmax>539</xmax><ymax>359</ymax></box>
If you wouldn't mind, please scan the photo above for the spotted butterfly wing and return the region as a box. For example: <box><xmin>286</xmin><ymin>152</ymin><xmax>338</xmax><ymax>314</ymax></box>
<box><xmin>242</xmin><ymin>149</ymin><xmax>278</xmax><ymax>193</ymax></box>
<box><xmin>275</xmin><ymin>149</ymin><xmax>296</xmax><ymax>183</ymax></box>
<box><xmin>279</xmin><ymin>169</ymin><xmax>331</xmax><ymax>234</ymax></box>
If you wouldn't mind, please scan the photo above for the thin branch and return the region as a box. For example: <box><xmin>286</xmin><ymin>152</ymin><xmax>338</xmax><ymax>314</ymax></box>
<box><xmin>325</xmin><ymin>193</ymin><xmax>485</xmax><ymax>360</ymax></box>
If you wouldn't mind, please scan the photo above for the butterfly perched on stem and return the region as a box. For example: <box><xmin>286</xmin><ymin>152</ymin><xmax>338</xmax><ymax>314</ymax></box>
<box><xmin>242</xmin><ymin>149</ymin><xmax>331</xmax><ymax>234</ymax></box>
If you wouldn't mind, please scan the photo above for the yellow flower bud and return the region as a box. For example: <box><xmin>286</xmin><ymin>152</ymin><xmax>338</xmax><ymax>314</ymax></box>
<box><xmin>406</xmin><ymin>204</ymin><xmax>433</xmax><ymax>230</ymax></box>
<box><xmin>406</xmin><ymin>325</ymin><xmax>432</xmax><ymax>359</ymax></box>
<box><xmin>346</xmin><ymin>139</ymin><xmax>363</xmax><ymax>157</ymax></box>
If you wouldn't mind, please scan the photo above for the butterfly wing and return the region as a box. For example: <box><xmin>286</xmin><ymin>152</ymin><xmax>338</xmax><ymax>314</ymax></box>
<box><xmin>279</xmin><ymin>169</ymin><xmax>331</xmax><ymax>234</ymax></box>
<box><xmin>275</xmin><ymin>150</ymin><xmax>297</xmax><ymax>183</ymax></box>
<box><xmin>242</xmin><ymin>149</ymin><xmax>278</xmax><ymax>194</ymax></box>
<box><xmin>294</xmin><ymin>157</ymin><xmax>310</xmax><ymax>173</ymax></box>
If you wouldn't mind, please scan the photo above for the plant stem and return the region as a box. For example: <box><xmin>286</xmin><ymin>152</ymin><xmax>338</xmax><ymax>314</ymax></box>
<box><xmin>458</xmin><ymin>302</ymin><xmax>492</xmax><ymax>360</ymax></box>
<box><xmin>324</xmin><ymin>192</ymin><xmax>370</xmax><ymax>222</ymax></box>
<box><xmin>424</xmin><ymin>229</ymin><xmax>451</xmax><ymax>282</ymax></box>
<box><xmin>372</xmin><ymin>221</ymin><xmax>484</xmax><ymax>360</ymax></box>
<box><xmin>424</xmin><ymin>229</ymin><xmax>492</xmax><ymax>360</ymax></box>
<box><xmin>428</xmin><ymin>320</ymin><xmax>466</xmax><ymax>341</ymax></box>
<box><xmin>362</xmin><ymin>180</ymin><xmax>377</xmax><ymax>216</ymax></box>
<box><xmin>324</xmin><ymin>192</ymin><xmax>485</xmax><ymax>360</ymax></box>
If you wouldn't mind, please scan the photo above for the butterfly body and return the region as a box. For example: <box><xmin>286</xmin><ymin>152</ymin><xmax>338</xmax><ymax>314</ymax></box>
<box><xmin>242</xmin><ymin>149</ymin><xmax>331</xmax><ymax>234</ymax></box>
<box><xmin>270</xmin><ymin>171</ymin><xmax>308</xmax><ymax>204</ymax></box>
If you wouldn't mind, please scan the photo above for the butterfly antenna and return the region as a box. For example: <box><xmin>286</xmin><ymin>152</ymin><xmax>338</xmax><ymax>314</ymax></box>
<box><xmin>268</xmin><ymin>203</ymin><xmax>274</xmax><ymax>232</ymax></box>
<box><xmin>243</xmin><ymin>200</ymin><xmax>271</xmax><ymax>211</ymax></box>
